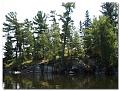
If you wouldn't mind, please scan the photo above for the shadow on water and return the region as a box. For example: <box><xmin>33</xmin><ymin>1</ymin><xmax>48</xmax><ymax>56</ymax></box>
<box><xmin>3</xmin><ymin>73</ymin><xmax>118</xmax><ymax>89</ymax></box>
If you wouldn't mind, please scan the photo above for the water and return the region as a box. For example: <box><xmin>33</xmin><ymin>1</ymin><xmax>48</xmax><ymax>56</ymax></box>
<box><xmin>3</xmin><ymin>73</ymin><xmax>118</xmax><ymax>89</ymax></box>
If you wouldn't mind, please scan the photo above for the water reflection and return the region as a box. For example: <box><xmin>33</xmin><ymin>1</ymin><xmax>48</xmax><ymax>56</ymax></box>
<box><xmin>3</xmin><ymin>73</ymin><xmax>118</xmax><ymax>89</ymax></box>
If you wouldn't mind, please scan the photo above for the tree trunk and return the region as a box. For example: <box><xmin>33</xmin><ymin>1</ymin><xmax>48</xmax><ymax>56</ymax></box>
<box><xmin>61</xmin><ymin>35</ymin><xmax>66</xmax><ymax>64</ymax></box>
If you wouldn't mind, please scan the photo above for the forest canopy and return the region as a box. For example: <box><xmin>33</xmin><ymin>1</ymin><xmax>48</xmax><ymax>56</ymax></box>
<box><xmin>3</xmin><ymin>2</ymin><xmax>118</xmax><ymax>74</ymax></box>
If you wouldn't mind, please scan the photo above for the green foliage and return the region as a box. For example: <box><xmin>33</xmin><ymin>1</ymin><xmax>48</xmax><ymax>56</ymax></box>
<box><xmin>83</xmin><ymin>16</ymin><xmax>117</xmax><ymax>68</ymax></box>
<box><xmin>60</xmin><ymin>2</ymin><xmax>75</xmax><ymax>61</ymax></box>
<box><xmin>33</xmin><ymin>11</ymin><xmax>48</xmax><ymax>62</ymax></box>
<box><xmin>49</xmin><ymin>11</ymin><xmax>61</xmax><ymax>60</ymax></box>
<box><xmin>83</xmin><ymin>10</ymin><xmax>91</xmax><ymax>29</ymax></box>
<box><xmin>101</xmin><ymin>2</ymin><xmax>118</xmax><ymax>64</ymax></box>
<box><xmin>22</xmin><ymin>19</ymin><xmax>33</xmax><ymax>60</ymax></box>
<box><xmin>33</xmin><ymin>11</ymin><xmax>48</xmax><ymax>32</ymax></box>
<box><xmin>101</xmin><ymin>2</ymin><xmax>118</xmax><ymax>28</ymax></box>
<box><xmin>4</xmin><ymin>37</ymin><xmax>13</xmax><ymax>60</ymax></box>
<box><xmin>71</xmin><ymin>31</ymin><xmax>83</xmax><ymax>57</ymax></box>
<box><xmin>3</xmin><ymin>2</ymin><xmax>118</xmax><ymax>72</ymax></box>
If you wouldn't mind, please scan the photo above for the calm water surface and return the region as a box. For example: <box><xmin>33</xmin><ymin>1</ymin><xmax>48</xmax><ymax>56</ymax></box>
<box><xmin>3</xmin><ymin>73</ymin><xmax>118</xmax><ymax>89</ymax></box>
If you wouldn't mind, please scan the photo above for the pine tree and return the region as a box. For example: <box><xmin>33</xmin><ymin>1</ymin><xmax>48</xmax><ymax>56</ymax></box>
<box><xmin>101</xmin><ymin>2</ymin><xmax>118</xmax><ymax>28</ymax></box>
<box><xmin>59</xmin><ymin>2</ymin><xmax>75</xmax><ymax>62</ymax></box>
<box><xmin>101</xmin><ymin>2</ymin><xmax>118</xmax><ymax>67</ymax></box>
<box><xmin>21</xmin><ymin>19</ymin><xmax>33</xmax><ymax>61</ymax></box>
<box><xmin>49</xmin><ymin>11</ymin><xmax>61</xmax><ymax>60</ymax></box>
<box><xmin>84</xmin><ymin>10</ymin><xmax>91</xmax><ymax>29</ymax></box>
<box><xmin>3</xmin><ymin>12</ymin><xmax>26</xmax><ymax>70</ymax></box>
<box><xmin>3</xmin><ymin>21</ymin><xmax>14</xmax><ymax>61</ymax></box>
<box><xmin>33</xmin><ymin>11</ymin><xmax>48</xmax><ymax>62</ymax></box>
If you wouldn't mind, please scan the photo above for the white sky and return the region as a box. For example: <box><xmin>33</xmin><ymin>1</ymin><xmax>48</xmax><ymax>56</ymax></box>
<box><xmin>0</xmin><ymin>0</ymin><xmax>103</xmax><ymax>28</ymax></box>
<box><xmin>1</xmin><ymin>0</ymin><xmax>118</xmax><ymax>30</ymax></box>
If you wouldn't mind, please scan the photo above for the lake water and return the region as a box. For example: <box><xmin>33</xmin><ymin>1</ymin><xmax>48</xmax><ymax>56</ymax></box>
<box><xmin>3</xmin><ymin>73</ymin><xmax>118</xmax><ymax>89</ymax></box>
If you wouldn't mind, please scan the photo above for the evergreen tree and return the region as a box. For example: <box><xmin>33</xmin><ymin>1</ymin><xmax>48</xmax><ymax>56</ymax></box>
<box><xmin>84</xmin><ymin>16</ymin><xmax>117</xmax><ymax>69</ymax></box>
<box><xmin>4</xmin><ymin>37</ymin><xmax>13</xmax><ymax>61</ymax></box>
<box><xmin>59</xmin><ymin>2</ymin><xmax>75</xmax><ymax>62</ymax></box>
<box><xmin>101</xmin><ymin>2</ymin><xmax>118</xmax><ymax>28</ymax></box>
<box><xmin>49</xmin><ymin>11</ymin><xmax>61</xmax><ymax>60</ymax></box>
<box><xmin>71</xmin><ymin>31</ymin><xmax>82</xmax><ymax>57</ymax></box>
<box><xmin>3</xmin><ymin>21</ymin><xmax>14</xmax><ymax>61</ymax></box>
<box><xmin>83</xmin><ymin>10</ymin><xmax>92</xmax><ymax>57</ymax></box>
<box><xmin>21</xmin><ymin>19</ymin><xmax>33</xmax><ymax>61</ymax></box>
<box><xmin>33</xmin><ymin>11</ymin><xmax>48</xmax><ymax>62</ymax></box>
<box><xmin>83</xmin><ymin>10</ymin><xmax>91</xmax><ymax>29</ymax></box>
<box><xmin>101</xmin><ymin>2</ymin><xmax>118</xmax><ymax>67</ymax></box>
<box><xmin>3</xmin><ymin>12</ymin><xmax>22</xmax><ymax>68</ymax></box>
<box><xmin>92</xmin><ymin>16</ymin><xmax>117</xmax><ymax>68</ymax></box>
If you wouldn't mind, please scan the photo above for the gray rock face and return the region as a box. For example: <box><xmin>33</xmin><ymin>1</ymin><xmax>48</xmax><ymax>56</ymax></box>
<box><xmin>22</xmin><ymin>64</ymin><xmax>54</xmax><ymax>73</ymax></box>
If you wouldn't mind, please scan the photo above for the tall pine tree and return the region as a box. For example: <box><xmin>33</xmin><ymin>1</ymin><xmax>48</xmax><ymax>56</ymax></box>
<box><xmin>84</xmin><ymin>10</ymin><xmax>91</xmax><ymax>29</ymax></box>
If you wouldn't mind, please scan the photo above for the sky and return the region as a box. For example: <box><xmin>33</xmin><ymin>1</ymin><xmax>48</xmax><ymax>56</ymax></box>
<box><xmin>0</xmin><ymin>0</ymin><xmax>103</xmax><ymax>28</ymax></box>
<box><xmin>1</xmin><ymin>0</ymin><xmax>118</xmax><ymax>30</ymax></box>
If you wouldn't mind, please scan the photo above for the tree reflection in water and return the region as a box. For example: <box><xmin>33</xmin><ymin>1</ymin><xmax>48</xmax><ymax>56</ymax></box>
<box><xmin>3</xmin><ymin>73</ymin><xmax>118</xmax><ymax>89</ymax></box>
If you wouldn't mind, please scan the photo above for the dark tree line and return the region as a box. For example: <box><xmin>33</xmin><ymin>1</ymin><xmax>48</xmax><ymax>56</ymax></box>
<box><xmin>3</xmin><ymin>2</ymin><xmax>118</xmax><ymax>73</ymax></box>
